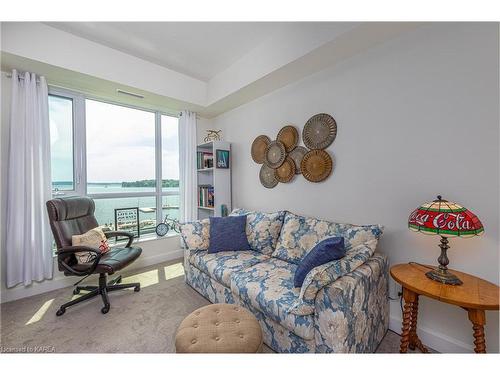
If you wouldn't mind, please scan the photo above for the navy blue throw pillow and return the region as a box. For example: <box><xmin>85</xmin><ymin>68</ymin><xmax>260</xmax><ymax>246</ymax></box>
<box><xmin>208</xmin><ymin>215</ymin><xmax>251</xmax><ymax>253</ymax></box>
<box><xmin>294</xmin><ymin>237</ymin><xmax>346</xmax><ymax>288</ymax></box>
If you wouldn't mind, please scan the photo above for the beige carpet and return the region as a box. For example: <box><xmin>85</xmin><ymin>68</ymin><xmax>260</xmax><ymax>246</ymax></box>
<box><xmin>0</xmin><ymin>258</ymin><xmax>426</xmax><ymax>353</ymax></box>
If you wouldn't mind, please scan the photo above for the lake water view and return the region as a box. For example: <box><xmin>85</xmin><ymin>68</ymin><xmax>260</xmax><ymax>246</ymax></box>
<box><xmin>53</xmin><ymin>182</ymin><xmax>180</xmax><ymax>237</ymax></box>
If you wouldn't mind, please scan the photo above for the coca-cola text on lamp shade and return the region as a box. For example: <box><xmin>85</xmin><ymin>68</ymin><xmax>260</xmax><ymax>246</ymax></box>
<box><xmin>408</xmin><ymin>195</ymin><xmax>484</xmax><ymax>285</ymax></box>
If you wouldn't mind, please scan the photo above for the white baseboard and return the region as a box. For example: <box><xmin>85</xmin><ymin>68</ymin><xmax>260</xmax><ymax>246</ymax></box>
<box><xmin>389</xmin><ymin>315</ymin><xmax>473</xmax><ymax>353</ymax></box>
<box><xmin>0</xmin><ymin>249</ymin><xmax>184</xmax><ymax>304</ymax></box>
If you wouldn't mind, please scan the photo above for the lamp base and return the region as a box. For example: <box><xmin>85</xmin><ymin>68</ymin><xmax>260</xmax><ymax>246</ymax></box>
<box><xmin>425</xmin><ymin>236</ymin><xmax>463</xmax><ymax>285</ymax></box>
<box><xmin>425</xmin><ymin>268</ymin><xmax>463</xmax><ymax>285</ymax></box>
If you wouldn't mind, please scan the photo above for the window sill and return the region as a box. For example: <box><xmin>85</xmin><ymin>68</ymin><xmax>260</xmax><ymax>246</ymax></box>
<box><xmin>131</xmin><ymin>232</ymin><xmax>180</xmax><ymax>244</ymax></box>
<box><xmin>111</xmin><ymin>232</ymin><xmax>180</xmax><ymax>247</ymax></box>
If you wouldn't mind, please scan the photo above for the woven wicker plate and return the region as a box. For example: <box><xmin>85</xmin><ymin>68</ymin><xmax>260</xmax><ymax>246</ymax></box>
<box><xmin>288</xmin><ymin>146</ymin><xmax>308</xmax><ymax>174</ymax></box>
<box><xmin>251</xmin><ymin>135</ymin><xmax>271</xmax><ymax>164</ymax></box>
<box><xmin>259</xmin><ymin>164</ymin><xmax>279</xmax><ymax>189</ymax></box>
<box><xmin>301</xmin><ymin>149</ymin><xmax>333</xmax><ymax>182</ymax></box>
<box><xmin>275</xmin><ymin>157</ymin><xmax>295</xmax><ymax>183</ymax></box>
<box><xmin>264</xmin><ymin>140</ymin><xmax>286</xmax><ymax>168</ymax></box>
<box><xmin>303</xmin><ymin>113</ymin><xmax>337</xmax><ymax>150</ymax></box>
<box><xmin>277</xmin><ymin>125</ymin><xmax>299</xmax><ymax>153</ymax></box>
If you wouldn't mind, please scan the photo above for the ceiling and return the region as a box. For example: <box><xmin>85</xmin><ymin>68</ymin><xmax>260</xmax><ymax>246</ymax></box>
<box><xmin>2</xmin><ymin>22</ymin><xmax>422</xmax><ymax>117</ymax></box>
<box><xmin>45</xmin><ymin>22</ymin><xmax>288</xmax><ymax>81</ymax></box>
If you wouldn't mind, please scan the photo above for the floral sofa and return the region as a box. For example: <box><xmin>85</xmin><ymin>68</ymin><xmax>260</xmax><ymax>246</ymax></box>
<box><xmin>180</xmin><ymin>209</ymin><xmax>389</xmax><ymax>353</ymax></box>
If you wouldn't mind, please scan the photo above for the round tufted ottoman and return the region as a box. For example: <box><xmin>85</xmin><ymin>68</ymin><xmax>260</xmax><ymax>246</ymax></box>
<box><xmin>175</xmin><ymin>303</ymin><xmax>263</xmax><ymax>353</ymax></box>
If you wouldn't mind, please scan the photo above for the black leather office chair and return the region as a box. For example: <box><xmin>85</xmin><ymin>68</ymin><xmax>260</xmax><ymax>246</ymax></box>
<box><xmin>46</xmin><ymin>196</ymin><xmax>142</xmax><ymax>315</ymax></box>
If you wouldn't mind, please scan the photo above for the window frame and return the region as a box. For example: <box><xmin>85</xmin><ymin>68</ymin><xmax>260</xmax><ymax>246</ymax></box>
<box><xmin>48</xmin><ymin>87</ymin><xmax>180</xmax><ymax>238</ymax></box>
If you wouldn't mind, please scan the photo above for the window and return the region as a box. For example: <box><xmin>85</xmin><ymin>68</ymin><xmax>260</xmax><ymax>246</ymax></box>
<box><xmin>48</xmin><ymin>90</ymin><xmax>180</xmax><ymax>238</ymax></box>
<box><xmin>161</xmin><ymin>114</ymin><xmax>180</xmax><ymax>222</ymax></box>
<box><xmin>48</xmin><ymin>95</ymin><xmax>74</xmax><ymax>193</ymax></box>
<box><xmin>86</xmin><ymin>99</ymin><xmax>156</xmax><ymax>194</ymax></box>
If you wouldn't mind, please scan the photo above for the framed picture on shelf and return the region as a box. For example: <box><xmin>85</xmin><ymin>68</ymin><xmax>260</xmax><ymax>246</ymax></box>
<box><xmin>216</xmin><ymin>149</ymin><xmax>230</xmax><ymax>169</ymax></box>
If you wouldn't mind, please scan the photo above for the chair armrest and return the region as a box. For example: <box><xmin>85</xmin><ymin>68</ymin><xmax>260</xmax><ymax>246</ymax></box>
<box><xmin>104</xmin><ymin>231</ymin><xmax>134</xmax><ymax>247</ymax></box>
<box><xmin>313</xmin><ymin>253</ymin><xmax>389</xmax><ymax>353</ymax></box>
<box><xmin>57</xmin><ymin>246</ymin><xmax>103</xmax><ymax>276</ymax></box>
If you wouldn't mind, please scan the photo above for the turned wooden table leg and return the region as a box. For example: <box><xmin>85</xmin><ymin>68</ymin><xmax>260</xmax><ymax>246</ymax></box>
<box><xmin>400</xmin><ymin>287</ymin><xmax>416</xmax><ymax>353</ymax></box>
<box><xmin>408</xmin><ymin>295</ymin><xmax>429</xmax><ymax>353</ymax></box>
<box><xmin>467</xmin><ymin>309</ymin><xmax>486</xmax><ymax>353</ymax></box>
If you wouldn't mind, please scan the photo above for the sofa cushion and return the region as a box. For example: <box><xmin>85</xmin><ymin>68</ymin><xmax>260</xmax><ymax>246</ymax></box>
<box><xmin>272</xmin><ymin>212</ymin><xmax>383</xmax><ymax>265</ymax></box>
<box><xmin>180</xmin><ymin>219</ymin><xmax>210</xmax><ymax>250</ymax></box>
<box><xmin>230</xmin><ymin>208</ymin><xmax>286</xmax><ymax>255</ymax></box>
<box><xmin>189</xmin><ymin>250</ymin><xmax>269</xmax><ymax>288</ymax></box>
<box><xmin>230</xmin><ymin>257</ymin><xmax>315</xmax><ymax>340</ymax></box>
<box><xmin>288</xmin><ymin>239</ymin><xmax>379</xmax><ymax>315</ymax></box>
<box><xmin>208</xmin><ymin>215</ymin><xmax>251</xmax><ymax>253</ymax></box>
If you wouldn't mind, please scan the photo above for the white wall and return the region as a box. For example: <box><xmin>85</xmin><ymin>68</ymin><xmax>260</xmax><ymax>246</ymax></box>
<box><xmin>196</xmin><ymin>117</ymin><xmax>215</xmax><ymax>144</ymax></box>
<box><xmin>0</xmin><ymin>72</ymin><xmax>184</xmax><ymax>303</ymax></box>
<box><xmin>210</xmin><ymin>23</ymin><xmax>500</xmax><ymax>353</ymax></box>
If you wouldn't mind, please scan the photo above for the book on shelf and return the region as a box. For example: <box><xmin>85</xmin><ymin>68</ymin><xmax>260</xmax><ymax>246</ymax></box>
<box><xmin>198</xmin><ymin>185</ymin><xmax>214</xmax><ymax>208</ymax></box>
<box><xmin>197</xmin><ymin>151</ymin><xmax>213</xmax><ymax>169</ymax></box>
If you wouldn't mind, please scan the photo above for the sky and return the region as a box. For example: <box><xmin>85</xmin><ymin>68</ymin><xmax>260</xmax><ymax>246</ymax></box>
<box><xmin>49</xmin><ymin>97</ymin><xmax>179</xmax><ymax>183</ymax></box>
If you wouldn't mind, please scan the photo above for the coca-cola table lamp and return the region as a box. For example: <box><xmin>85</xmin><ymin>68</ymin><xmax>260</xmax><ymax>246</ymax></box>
<box><xmin>408</xmin><ymin>195</ymin><xmax>484</xmax><ymax>285</ymax></box>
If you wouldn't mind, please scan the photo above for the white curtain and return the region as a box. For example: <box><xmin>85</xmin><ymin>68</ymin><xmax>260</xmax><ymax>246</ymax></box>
<box><xmin>6</xmin><ymin>70</ymin><xmax>53</xmax><ymax>287</ymax></box>
<box><xmin>178</xmin><ymin>110</ymin><xmax>198</xmax><ymax>223</ymax></box>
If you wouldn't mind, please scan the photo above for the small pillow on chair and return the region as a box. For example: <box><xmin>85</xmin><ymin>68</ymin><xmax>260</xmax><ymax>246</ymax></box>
<box><xmin>294</xmin><ymin>237</ymin><xmax>345</xmax><ymax>287</ymax></box>
<box><xmin>208</xmin><ymin>215</ymin><xmax>251</xmax><ymax>253</ymax></box>
<box><xmin>72</xmin><ymin>227</ymin><xmax>110</xmax><ymax>264</ymax></box>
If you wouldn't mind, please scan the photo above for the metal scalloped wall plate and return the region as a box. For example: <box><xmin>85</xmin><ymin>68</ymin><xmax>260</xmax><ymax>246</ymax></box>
<box><xmin>303</xmin><ymin>113</ymin><xmax>337</xmax><ymax>150</ymax></box>
<box><xmin>288</xmin><ymin>146</ymin><xmax>308</xmax><ymax>174</ymax></box>
<box><xmin>301</xmin><ymin>149</ymin><xmax>333</xmax><ymax>183</ymax></box>
<box><xmin>275</xmin><ymin>157</ymin><xmax>295</xmax><ymax>183</ymax></box>
<box><xmin>251</xmin><ymin>135</ymin><xmax>271</xmax><ymax>164</ymax></box>
<box><xmin>259</xmin><ymin>164</ymin><xmax>279</xmax><ymax>188</ymax></box>
<box><xmin>277</xmin><ymin>125</ymin><xmax>299</xmax><ymax>153</ymax></box>
<box><xmin>264</xmin><ymin>140</ymin><xmax>286</xmax><ymax>168</ymax></box>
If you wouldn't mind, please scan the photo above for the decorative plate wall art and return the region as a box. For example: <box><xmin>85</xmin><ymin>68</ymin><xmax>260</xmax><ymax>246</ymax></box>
<box><xmin>259</xmin><ymin>164</ymin><xmax>279</xmax><ymax>189</ymax></box>
<box><xmin>264</xmin><ymin>140</ymin><xmax>286</xmax><ymax>169</ymax></box>
<box><xmin>251</xmin><ymin>114</ymin><xmax>337</xmax><ymax>188</ymax></box>
<box><xmin>303</xmin><ymin>113</ymin><xmax>337</xmax><ymax>150</ymax></box>
<box><xmin>275</xmin><ymin>157</ymin><xmax>295</xmax><ymax>183</ymax></box>
<box><xmin>301</xmin><ymin>150</ymin><xmax>333</xmax><ymax>183</ymax></box>
<box><xmin>251</xmin><ymin>135</ymin><xmax>271</xmax><ymax>164</ymax></box>
<box><xmin>288</xmin><ymin>146</ymin><xmax>308</xmax><ymax>174</ymax></box>
<box><xmin>277</xmin><ymin>125</ymin><xmax>299</xmax><ymax>153</ymax></box>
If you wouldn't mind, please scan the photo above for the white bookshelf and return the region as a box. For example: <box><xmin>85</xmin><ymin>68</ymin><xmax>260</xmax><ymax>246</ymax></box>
<box><xmin>196</xmin><ymin>141</ymin><xmax>231</xmax><ymax>220</ymax></box>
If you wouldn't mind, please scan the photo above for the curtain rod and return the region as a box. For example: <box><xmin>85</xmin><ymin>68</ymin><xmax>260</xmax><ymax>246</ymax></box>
<box><xmin>179</xmin><ymin>112</ymin><xmax>200</xmax><ymax>119</ymax></box>
<box><xmin>5</xmin><ymin>72</ymin><xmax>41</xmax><ymax>84</ymax></box>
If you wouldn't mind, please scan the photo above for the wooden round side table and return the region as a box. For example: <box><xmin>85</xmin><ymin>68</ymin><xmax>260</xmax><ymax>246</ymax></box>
<box><xmin>390</xmin><ymin>263</ymin><xmax>499</xmax><ymax>353</ymax></box>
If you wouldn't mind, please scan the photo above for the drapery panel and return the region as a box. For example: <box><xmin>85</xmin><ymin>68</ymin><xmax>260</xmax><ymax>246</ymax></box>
<box><xmin>6</xmin><ymin>69</ymin><xmax>53</xmax><ymax>287</ymax></box>
<box><xmin>178</xmin><ymin>110</ymin><xmax>198</xmax><ymax>223</ymax></box>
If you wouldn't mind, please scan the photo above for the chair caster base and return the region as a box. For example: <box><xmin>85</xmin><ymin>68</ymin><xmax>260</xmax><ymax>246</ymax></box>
<box><xmin>56</xmin><ymin>273</ymin><xmax>140</xmax><ymax>316</ymax></box>
<box><xmin>56</xmin><ymin>308</ymin><xmax>66</xmax><ymax>316</ymax></box>
<box><xmin>101</xmin><ymin>304</ymin><xmax>110</xmax><ymax>314</ymax></box>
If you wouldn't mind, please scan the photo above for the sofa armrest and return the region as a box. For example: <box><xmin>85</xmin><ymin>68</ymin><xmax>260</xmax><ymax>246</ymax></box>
<box><xmin>288</xmin><ymin>240</ymin><xmax>378</xmax><ymax>315</ymax></box>
<box><xmin>313</xmin><ymin>253</ymin><xmax>389</xmax><ymax>353</ymax></box>
<box><xmin>179</xmin><ymin>219</ymin><xmax>210</xmax><ymax>250</ymax></box>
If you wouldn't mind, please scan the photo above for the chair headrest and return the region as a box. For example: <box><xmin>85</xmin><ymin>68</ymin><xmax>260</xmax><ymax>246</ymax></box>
<box><xmin>46</xmin><ymin>196</ymin><xmax>95</xmax><ymax>222</ymax></box>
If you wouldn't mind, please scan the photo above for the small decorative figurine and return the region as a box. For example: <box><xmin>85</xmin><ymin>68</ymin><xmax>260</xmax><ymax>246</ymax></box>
<box><xmin>204</xmin><ymin>129</ymin><xmax>222</xmax><ymax>142</ymax></box>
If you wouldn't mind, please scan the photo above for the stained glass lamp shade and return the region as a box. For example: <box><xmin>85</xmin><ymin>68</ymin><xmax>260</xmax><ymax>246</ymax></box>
<box><xmin>408</xmin><ymin>195</ymin><xmax>484</xmax><ymax>285</ymax></box>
